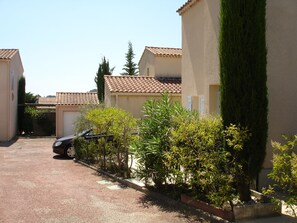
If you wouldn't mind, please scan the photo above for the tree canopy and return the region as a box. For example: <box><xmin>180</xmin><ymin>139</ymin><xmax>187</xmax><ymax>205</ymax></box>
<box><xmin>121</xmin><ymin>41</ymin><xmax>138</xmax><ymax>76</ymax></box>
<box><xmin>94</xmin><ymin>57</ymin><xmax>114</xmax><ymax>102</ymax></box>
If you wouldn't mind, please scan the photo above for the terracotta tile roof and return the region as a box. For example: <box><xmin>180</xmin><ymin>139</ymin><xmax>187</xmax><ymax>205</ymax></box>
<box><xmin>0</xmin><ymin>49</ymin><xmax>19</xmax><ymax>60</ymax></box>
<box><xmin>104</xmin><ymin>76</ymin><xmax>181</xmax><ymax>94</ymax></box>
<box><xmin>145</xmin><ymin>46</ymin><xmax>182</xmax><ymax>57</ymax></box>
<box><xmin>38</xmin><ymin>97</ymin><xmax>56</xmax><ymax>105</ymax></box>
<box><xmin>56</xmin><ymin>92</ymin><xmax>99</xmax><ymax>105</ymax></box>
<box><xmin>177</xmin><ymin>0</ymin><xmax>199</xmax><ymax>15</ymax></box>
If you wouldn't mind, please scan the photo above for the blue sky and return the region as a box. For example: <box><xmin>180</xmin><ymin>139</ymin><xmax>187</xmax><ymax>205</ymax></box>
<box><xmin>0</xmin><ymin>1</ymin><xmax>186</xmax><ymax>96</ymax></box>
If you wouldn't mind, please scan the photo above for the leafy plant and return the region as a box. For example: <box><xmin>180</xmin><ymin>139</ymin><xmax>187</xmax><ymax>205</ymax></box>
<box><xmin>133</xmin><ymin>93</ymin><xmax>183</xmax><ymax>187</ymax></box>
<box><xmin>263</xmin><ymin>135</ymin><xmax>297</xmax><ymax>217</ymax></box>
<box><xmin>169</xmin><ymin>115</ymin><xmax>249</xmax><ymax>207</ymax></box>
<box><xmin>76</xmin><ymin>107</ymin><xmax>137</xmax><ymax>177</ymax></box>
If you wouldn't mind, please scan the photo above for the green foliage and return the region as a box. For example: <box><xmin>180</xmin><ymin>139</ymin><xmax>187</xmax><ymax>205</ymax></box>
<box><xmin>94</xmin><ymin>57</ymin><xmax>114</xmax><ymax>102</ymax></box>
<box><xmin>121</xmin><ymin>41</ymin><xmax>138</xmax><ymax>76</ymax></box>
<box><xmin>263</xmin><ymin>135</ymin><xmax>297</xmax><ymax>217</ymax></box>
<box><xmin>74</xmin><ymin>107</ymin><xmax>137</xmax><ymax>178</ymax></box>
<box><xmin>74</xmin><ymin>104</ymin><xmax>104</xmax><ymax>134</ymax></box>
<box><xmin>18</xmin><ymin>76</ymin><xmax>26</xmax><ymax>133</ymax></box>
<box><xmin>219</xmin><ymin>0</ymin><xmax>268</xmax><ymax>201</ymax></box>
<box><xmin>133</xmin><ymin>93</ymin><xmax>186</xmax><ymax>187</ymax></box>
<box><xmin>25</xmin><ymin>92</ymin><xmax>38</xmax><ymax>103</ymax></box>
<box><xmin>169</xmin><ymin>116</ymin><xmax>250</xmax><ymax>207</ymax></box>
<box><xmin>23</xmin><ymin>107</ymin><xmax>55</xmax><ymax>135</ymax></box>
<box><xmin>73</xmin><ymin>137</ymin><xmax>98</xmax><ymax>163</ymax></box>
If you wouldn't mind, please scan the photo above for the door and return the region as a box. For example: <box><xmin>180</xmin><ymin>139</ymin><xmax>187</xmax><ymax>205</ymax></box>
<box><xmin>63</xmin><ymin>112</ymin><xmax>80</xmax><ymax>136</ymax></box>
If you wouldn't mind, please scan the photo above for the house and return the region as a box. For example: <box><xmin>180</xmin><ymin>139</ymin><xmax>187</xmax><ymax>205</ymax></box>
<box><xmin>104</xmin><ymin>46</ymin><xmax>182</xmax><ymax>118</ymax></box>
<box><xmin>178</xmin><ymin>0</ymin><xmax>297</xmax><ymax>187</ymax></box>
<box><xmin>0</xmin><ymin>49</ymin><xmax>24</xmax><ymax>141</ymax></box>
<box><xmin>138</xmin><ymin>46</ymin><xmax>182</xmax><ymax>77</ymax></box>
<box><xmin>55</xmin><ymin>92</ymin><xmax>99</xmax><ymax>137</ymax></box>
<box><xmin>104</xmin><ymin>76</ymin><xmax>181</xmax><ymax>118</ymax></box>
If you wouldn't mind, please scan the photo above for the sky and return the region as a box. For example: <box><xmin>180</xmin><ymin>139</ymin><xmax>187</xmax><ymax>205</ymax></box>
<box><xmin>0</xmin><ymin>0</ymin><xmax>186</xmax><ymax>97</ymax></box>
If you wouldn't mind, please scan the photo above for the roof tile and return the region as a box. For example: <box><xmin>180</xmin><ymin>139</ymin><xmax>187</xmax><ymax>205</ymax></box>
<box><xmin>145</xmin><ymin>46</ymin><xmax>182</xmax><ymax>57</ymax></box>
<box><xmin>104</xmin><ymin>76</ymin><xmax>181</xmax><ymax>94</ymax></box>
<box><xmin>56</xmin><ymin>92</ymin><xmax>99</xmax><ymax>105</ymax></box>
<box><xmin>0</xmin><ymin>49</ymin><xmax>19</xmax><ymax>60</ymax></box>
<box><xmin>177</xmin><ymin>0</ymin><xmax>199</xmax><ymax>15</ymax></box>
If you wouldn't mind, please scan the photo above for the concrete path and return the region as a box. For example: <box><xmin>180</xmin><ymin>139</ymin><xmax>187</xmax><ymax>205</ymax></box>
<box><xmin>0</xmin><ymin>138</ymin><xmax>207</xmax><ymax>223</ymax></box>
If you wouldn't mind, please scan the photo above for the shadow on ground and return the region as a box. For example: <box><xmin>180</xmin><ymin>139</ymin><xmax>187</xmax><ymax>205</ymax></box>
<box><xmin>137</xmin><ymin>193</ymin><xmax>210</xmax><ymax>223</ymax></box>
<box><xmin>0</xmin><ymin>138</ymin><xmax>19</xmax><ymax>147</ymax></box>
<box><xmin>52</xmin><ymin>155</ymin><xmax>72</xmax><ymax>160</ymax></box>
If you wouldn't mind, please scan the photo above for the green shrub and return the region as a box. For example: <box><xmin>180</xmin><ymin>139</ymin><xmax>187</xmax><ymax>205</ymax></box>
<box><xmin>263</xmin><ymin>135</ymin><xmax>297</xmax><ymax>217</ymax></box>
<box><xmin>133</xmin><ymin>93</ymin><xmax>184</xmax><ymax>187</ymax></box>
<box><xmin>73</xmin><ymin>137</ymin><xmax>98</xmax><ymax>163</ymax></box>
<box><xmin>84</xmin><ymin>107</ymin><xmax>137</xmax><ymax>177</ymax></box>
<box><xmin>169</xmin><ymin>115</ymin><xmax>250</xmax><ymax>207</ymax></box>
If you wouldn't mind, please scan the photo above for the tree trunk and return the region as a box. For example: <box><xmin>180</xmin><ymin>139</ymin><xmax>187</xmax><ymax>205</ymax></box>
<box><xmin>237</xmin><ymin>179</ymin><xmax>251</xmax><ymax>202</ymax></box>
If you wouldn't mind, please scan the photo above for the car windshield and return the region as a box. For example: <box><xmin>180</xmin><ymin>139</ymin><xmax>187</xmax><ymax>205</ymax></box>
<box><xmin>77</xmin><ymin>129</ymin><xmax>92</xmax><ymax>137</ymax></box>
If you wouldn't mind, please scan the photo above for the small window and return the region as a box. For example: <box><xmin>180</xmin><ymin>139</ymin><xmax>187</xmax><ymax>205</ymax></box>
<box><xmin>146</xmin><ymin>68</ymin><xmax>149</xmax><ymax>76</ymax></box>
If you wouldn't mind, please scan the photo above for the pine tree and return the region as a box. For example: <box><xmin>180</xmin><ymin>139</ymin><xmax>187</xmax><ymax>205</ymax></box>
<box><xmin>219</xmin><ymin>0</ymin><xmax>268</xmax><ymax>202</ymax></box>
<box><xmin>121</xmin><ymin>41</ymin><xmax>138</xmax><ymax>75</ymax></box>
<box><xmin>94</xmin><ymin>57</ymin><xmax>114</xmax><ymax>102</ymax></box>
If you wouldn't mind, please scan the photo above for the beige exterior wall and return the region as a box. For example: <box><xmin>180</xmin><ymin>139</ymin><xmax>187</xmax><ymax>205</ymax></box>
<box><xmin>139</xmin><ymin>50</ymin><xmax>181</xmax><ymax>77</ymax></box>
<box><xmin>105</xmin><ymin>93</ymin><xmax>181</xmax><ymax>119</ymax></box>
<box><xmin>181</xmin><ymin>0</ymin><xmax>220</xmax><ymax>115</ymax></box>
<box><xmin>181</xmin><ymin>0</ymin><xmax>297</xmax><ymax>186</ymax></box>
<box><xmin>0</xmin><ymin>61</ymin><xmax>9</xmax><ymax>141</ymax></box>
<box><xmin>139</xmin><ymin>51</ymin><xmax>155</xmax><ymax>77</ymax></box>
<box><xmin>0</xmin><ymin>52</ymin><xmax>24</xmax><ymax>141</ymax></box>
<box><xmin>155</xmin><ymin>57</ymin><xmax>181</xmax><ymax>78</ymax></box>
<box><xmin>264</xmin><ymin>0</ymin><xmax>297</xmax><ymax>168</ymax></box>
<box><xmin>56</xmin><ymin>105</ymin><xmax>79</xmax><ymax>138</ymax></box>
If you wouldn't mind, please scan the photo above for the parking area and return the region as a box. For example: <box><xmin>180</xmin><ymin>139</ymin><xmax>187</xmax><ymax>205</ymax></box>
<box><xmin>0</xmin><ymin>138</ymin><xmax>206</xmax><ymax>223</ymax></box>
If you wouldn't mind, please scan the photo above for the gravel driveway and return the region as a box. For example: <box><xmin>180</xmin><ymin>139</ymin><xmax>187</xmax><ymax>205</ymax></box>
<box><xmin>0</xmin><ymin>138</ymin><xmax>206</xmax><ymax>223</ymax></box>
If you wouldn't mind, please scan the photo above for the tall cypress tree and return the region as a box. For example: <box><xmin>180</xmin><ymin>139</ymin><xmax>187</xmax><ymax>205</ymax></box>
<box><xmin>219</xmin><ymin>0</ymin><xmax>268</xmax><ymax>201</ymax></box>
<box><xmin>18</xmin><ymin>76</ymin><xmax>26</xmax><ymax>134</ymax></box>
<box><xmin>94</xmin><ymin>57</ymin><xmax>114</xmax><ymax>102</ymax></box>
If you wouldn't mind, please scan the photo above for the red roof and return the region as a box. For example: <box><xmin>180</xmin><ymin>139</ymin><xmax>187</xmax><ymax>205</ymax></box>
<box><xmin>104</xmin><ymin>76</ymin><xmax>181</xmax><ymax>94</ymax></box>
<box><xmin>0</xmin><ymin>49</ymin><xmax>19</xmax><ymax>60</ymax></box>
<box><xmin>56</xmin><ymin>92</ymin><xmax>99</xmax><ymax>105</ymax></box>
<box><xmin>145</xmin><ymin>46</ymin><xmax>182</xmax><ymax>57</ymax></box>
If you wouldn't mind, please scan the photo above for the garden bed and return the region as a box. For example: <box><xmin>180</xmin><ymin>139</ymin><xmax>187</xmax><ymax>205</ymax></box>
<box><xmin>181</xmin><ymin>190</ymin><xmax>282</xmax><ymax>222</ymax></box>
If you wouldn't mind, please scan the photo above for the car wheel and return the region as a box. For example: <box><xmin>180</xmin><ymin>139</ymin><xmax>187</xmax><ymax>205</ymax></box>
<box><xmin>65</xmin><ymin>145</ymin><xmax>75</xmax><ymax>158</ymax></box>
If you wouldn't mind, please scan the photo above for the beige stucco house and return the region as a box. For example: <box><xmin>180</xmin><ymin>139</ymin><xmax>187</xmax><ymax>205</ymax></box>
<box><xmin>178</xmin><ymin>0</ymin><xmax>297</xmax><ymax>187</ymax></box>
<box><xmin>104</xmin><ymin>76</ymin><xmax>181</xmax><ymax>118</ymax></box>
<box><xmin>104</xmin><ymin>46</ymin><xmax>182</xmax><ymax>118</ymax></box>
<box><xmin>139</xmin><ymin>46</ymin><xmax>182</xmax><ymax>78</ymax></box>
<box><xmin>0</xmin><ymin>49</ymin><xmax>24</xmax><ymax>141</ymax></box>
<box><xmin>56</xmin><ymin>92</ymin><xmax>99</xmax><ymax>137</ymax></box>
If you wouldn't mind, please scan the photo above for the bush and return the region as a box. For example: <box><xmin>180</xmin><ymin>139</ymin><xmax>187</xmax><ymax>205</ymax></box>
<box><xmin>264</xmin><ymin>135</ymin><xmax>297</xmax><ymax>217</ymax></box>
<box><xmin>74</xmin><ymin>107</ymin><xmax>137</xmax><ymax>178</ymax></box>
<box><xmin>133</xmin><ymin>93</ymin><xmax>184</xmax><ymax>187</ymax></box>
<box><xmin>73</xmin><ymin>137</ymin><xmax>98</xmax><ymax>163</ymax></box>
<box><xmin>169</xmin><ymin>115</ymin><xmax>249</xmax><ymax>207</ymax></box>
